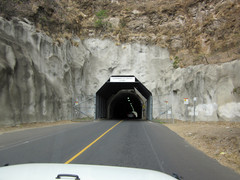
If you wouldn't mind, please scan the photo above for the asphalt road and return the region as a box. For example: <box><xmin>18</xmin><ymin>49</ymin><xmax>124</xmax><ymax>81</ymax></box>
<box><xmin>0</xmin><ymin>120</ymin><xmax>239</xmax><ymax>180</ymax></box>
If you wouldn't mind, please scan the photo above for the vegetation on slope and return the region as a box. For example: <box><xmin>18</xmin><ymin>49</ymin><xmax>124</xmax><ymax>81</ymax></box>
<box><xmin>0</xmin><ymin>0</ymin><xmax>239</xmax><ymax>67</ymax></box>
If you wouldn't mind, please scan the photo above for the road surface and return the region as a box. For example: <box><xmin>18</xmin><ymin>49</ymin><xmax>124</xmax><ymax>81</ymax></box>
<box><xmin>0</xmin><ymin>120</ymin><xmax>239</xmax><ymax>180</ymax></box>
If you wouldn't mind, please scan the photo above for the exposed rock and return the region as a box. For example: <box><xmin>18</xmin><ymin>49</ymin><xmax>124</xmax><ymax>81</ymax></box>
<box><xmin>1</xmin><ymin>0</ymin><xmax>239</xmax><ymax>67</ymax></box>
<box><xmin>0</xmin><ymin>17</ymin><xmax>239</xmax><ymax>126</ymax></box>
<box><xmin>108</xmin><ymin>17</ymin><xmax>120</xmax><ymax>29</ymax></box>
<box><xmin>218</xmin><ymin>103</ymin><xmax>240</xmax><ymax>121</ymax></box>
<box><xmin>0</xmin><ymin>17</ymin><xmax>75</xmax><ymax>126</ymax></box>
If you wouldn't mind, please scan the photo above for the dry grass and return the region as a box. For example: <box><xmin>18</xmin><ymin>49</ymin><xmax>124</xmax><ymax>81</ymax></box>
<box><xmin>0</xmin><ymin>0</ymin><xmax>239</xmax><ymax>67</ymax></box>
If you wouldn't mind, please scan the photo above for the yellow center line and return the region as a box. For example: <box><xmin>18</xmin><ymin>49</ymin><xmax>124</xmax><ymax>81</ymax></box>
<box><xmin>64</xmin><ymin>120</ymin><xmax>123</xmax><ymax>164</ymax></box>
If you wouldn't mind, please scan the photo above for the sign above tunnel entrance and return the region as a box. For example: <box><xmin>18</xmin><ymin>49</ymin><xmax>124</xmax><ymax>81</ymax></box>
<box><xmin>110</xmin><ymin>76</ymin><xmax>135</xmax><ymax>83</ymax></box>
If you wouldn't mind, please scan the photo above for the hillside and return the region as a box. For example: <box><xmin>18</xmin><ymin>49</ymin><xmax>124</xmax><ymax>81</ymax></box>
<box><xmin>0</xmin><ymin>0</ymin><xmax>239</xmax><ymax>67</ymax></box>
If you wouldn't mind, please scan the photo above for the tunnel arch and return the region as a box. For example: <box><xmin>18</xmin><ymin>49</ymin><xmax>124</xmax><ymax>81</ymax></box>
<box><xmin>95</xmin><ymin>76</ymin><xmax>152</xmax><ymax>120</ymax></box>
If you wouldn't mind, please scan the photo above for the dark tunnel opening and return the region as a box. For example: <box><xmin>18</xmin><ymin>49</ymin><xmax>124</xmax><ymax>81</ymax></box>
<box><xmin>108</xmin><ymin>90</ymin><xmax>142</xmax><ymax>119</ymax></box>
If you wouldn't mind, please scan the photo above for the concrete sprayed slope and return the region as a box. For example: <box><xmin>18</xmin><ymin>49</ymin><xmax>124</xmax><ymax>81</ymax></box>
<box><xmin>0</xmin><ymin>17</ymin><xmax>239</xmax><ymax>125</ymax></box>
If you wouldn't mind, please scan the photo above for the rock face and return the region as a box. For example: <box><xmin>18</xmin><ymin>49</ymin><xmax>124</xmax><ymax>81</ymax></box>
<box><xmin>0</xmin><ymin>17</ymin><xmax>75</xmax><ymax>126</ymax></box>
<box><xmin>169</xmin><ymin>61</ymin><xmax>240</xmax><ymax>121</ymax></box>
<box><xmin>0</xmin><ymin>17</ymin><xmax>239</xmax><ymax>126</ymax></box>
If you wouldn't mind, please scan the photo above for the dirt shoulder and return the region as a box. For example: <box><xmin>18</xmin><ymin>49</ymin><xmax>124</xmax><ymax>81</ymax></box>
<box><xmin>164</xmin><ymin>120</ymin><xmax>240</xmax><ymax>174</ymax></box>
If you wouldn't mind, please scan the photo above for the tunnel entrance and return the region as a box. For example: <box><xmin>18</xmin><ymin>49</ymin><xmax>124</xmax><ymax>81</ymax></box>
<box><xmin>95</xmin><ymin>76</ymin><xmax>152</xmax><ymax>120</ymax></box>
<box><xmin>108</xmin><ymin>90</ymin><xmax>143</xmax><ymax>119</ymax></box>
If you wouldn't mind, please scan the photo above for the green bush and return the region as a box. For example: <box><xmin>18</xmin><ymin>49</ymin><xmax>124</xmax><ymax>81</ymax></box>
<box><xmin>173</xmin><ymin>56</ymin><xmax>181</xmax><ymax>69</ymax></box>
<box><xmin>94</xmin><ymin>10</ymin><xmax>109</xmax><ymax>29</ymax></box>
<box><xmin>233</xmin><ymin>87</ymin><xmax>240</xmax><ymax>95</ymax></box>
<box><xmin>96</xmin><ymin>9</ymin><xmax>108</xmax><ymax>19</ymax></box>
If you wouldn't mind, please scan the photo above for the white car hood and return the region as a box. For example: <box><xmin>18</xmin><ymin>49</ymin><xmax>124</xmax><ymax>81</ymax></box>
<box><xmin>0</xmin><ymin>163</ymin><xmax>176</xmax><ymax>180</ymax></box>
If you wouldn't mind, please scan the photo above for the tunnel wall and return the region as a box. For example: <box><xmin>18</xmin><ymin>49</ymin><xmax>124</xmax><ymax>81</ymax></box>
<box><xmin>147</xmin><ymin>96</ymin><xmax>153</xmax><ymax>121</ymax></box>
<box><xmin>95</xmin><ymin>95</ymin><xmax>107</xmax><ymax>119</ymax></box>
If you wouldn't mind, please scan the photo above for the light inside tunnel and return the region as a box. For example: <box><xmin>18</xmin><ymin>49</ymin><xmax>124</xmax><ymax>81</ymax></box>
<box><xmin>95</xmin><ymin>76</ymin><xmax>152</xmax><ymax>120</ymax></box>
<box><xmin>108</xmin><ymin>90</ymin><xmax>142</xmax><ymax>119</ymax></box>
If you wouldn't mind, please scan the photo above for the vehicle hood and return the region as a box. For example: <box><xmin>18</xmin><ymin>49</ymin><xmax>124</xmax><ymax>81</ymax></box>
<box><xmin>0</xmin><ymin>163</ymin><xmax>176</xmax><ymax>180</ymax></box>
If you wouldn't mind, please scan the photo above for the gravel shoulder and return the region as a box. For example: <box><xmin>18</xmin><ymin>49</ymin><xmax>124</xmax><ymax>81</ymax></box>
<box><xmin>164</xmin><ymin>120</ymin><xmax>240</xmax><ymax>175</ymax></box>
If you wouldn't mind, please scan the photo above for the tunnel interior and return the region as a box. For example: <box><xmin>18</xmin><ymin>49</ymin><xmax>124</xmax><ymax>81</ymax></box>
<box><xmin>109</xmin><ymin>90</ymin><xmax>142</xmax><ymax>119</ymax></box>
<box><xmin>96</xmin><ymin>76</ymin><xmax>152</xmax><ymax>120</ymax></box>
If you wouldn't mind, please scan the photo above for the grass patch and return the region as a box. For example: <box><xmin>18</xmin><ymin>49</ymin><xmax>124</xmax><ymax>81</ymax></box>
<box><xmin>152</xmin><ymin>119</ymin><xmax>166</xmax><ymax>124</ymax></box>
<box><xmin>94</xmin><ymin>9</ymin><xmax>110</xmax><ymax>30</ymax></box>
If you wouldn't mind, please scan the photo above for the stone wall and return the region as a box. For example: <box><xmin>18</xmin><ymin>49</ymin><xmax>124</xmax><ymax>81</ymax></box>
<box><xmin>0</xmin><ymin>17</ymin><xmax>239</xmax><ymax>126</ymax></box>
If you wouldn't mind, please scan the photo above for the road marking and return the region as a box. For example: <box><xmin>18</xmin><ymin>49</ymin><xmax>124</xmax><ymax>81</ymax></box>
<box><xmin>64</xmin><ymin>120</ymin><xmax>123</xmax><ymax>164</ymax></box>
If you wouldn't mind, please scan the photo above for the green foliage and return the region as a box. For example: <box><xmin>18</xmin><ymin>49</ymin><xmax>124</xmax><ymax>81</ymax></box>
<box><xmin>96</xmin><ymin>9</ymin><xmax>108</xmax><ymax>20</ymax></box>
<box><xmin>94</xmin><ymin>19</ymin><xmax>106</xmax><ymax>29</ymax></box>
<box><xmin>233</xmin><ymin>87</ymin><xmax>240</xmax><ymax>95</ymax></box>
<box><xmin>173</xmin><ymin>56</ymin><xmax>181</xmax><ymax>69</ymax></box>
<box><xmin>94</xmin><ymin>9</ymin><xmax>109</xmax><ymax>29</ymax></box>
<box><xmin>152</xmin><ymin>119</ymin><xmax>166</xmax><ymax>124</ymax></box>
<box><xmin>120</xmin><ymin>18</ymin><xmax>127</xmax><ymax>28</ymax></box>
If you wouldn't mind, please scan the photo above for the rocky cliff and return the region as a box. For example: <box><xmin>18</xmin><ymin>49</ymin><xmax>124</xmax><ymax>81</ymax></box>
<box><xmin>0</xmin><ymin>17</ymin><xmax>74</xmax><ymax>125</ymax></box>
<box><xmin>1</xmin><ymin>0</ymin><xmax>239</xmax><ymax>67</ymax></box>
<box><xmin>0</xmin><ymin>17</ymin><xmax>239</xmax><ymax>126</ymax></box>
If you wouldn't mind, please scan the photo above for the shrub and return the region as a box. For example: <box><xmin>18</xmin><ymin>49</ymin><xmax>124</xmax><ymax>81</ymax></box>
<box><xmin>96</xmin><ymin>9</ymin><xmax>108</xmax><ymax>20</ymax></box>
<box><xmin>233</xmin><ymin>87</ymin><xmax>240</xmax><ymax>95</ymax></box>
<box><xmin>173</xmin><ymin>56</ymin><xmax>181</xmax><ymax>69</ymax></box>
<box><xmin>94</xmin><ymin>9</ymin><xmax>109</xmax><ymax>29</ymax></box>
